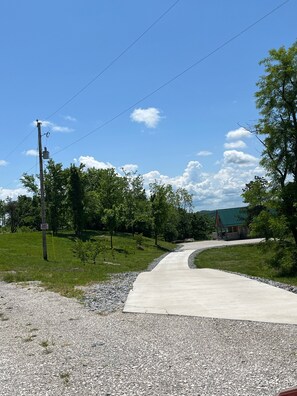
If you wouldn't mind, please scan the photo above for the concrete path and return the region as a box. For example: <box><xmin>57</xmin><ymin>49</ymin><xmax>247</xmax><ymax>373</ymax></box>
<box><xmin>123</xmin><ymin>239</ymin><xmax>297</xmax><ymax>325</ymax></box>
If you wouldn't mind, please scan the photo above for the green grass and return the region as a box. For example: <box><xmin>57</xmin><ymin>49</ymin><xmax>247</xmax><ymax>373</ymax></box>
<box><xmin>194</xmin><ymin>244</ymin><xmax>297</xmax><ymax>287</ymax></box>
<box><xmin>0</xmin><ymin>231</ymin><xmax>175</xmax><ymax>297</ymax></box>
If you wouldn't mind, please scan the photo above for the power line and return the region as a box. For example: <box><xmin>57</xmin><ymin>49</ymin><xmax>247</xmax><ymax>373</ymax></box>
<box><xmin>53</xmin><ymin>0</ymin><xmax>290</xmax><ymax>157</ymax></box>
<box><xmin>1</xmin><ymin>0</ymin><xmax>181</xmax><ymax>163</ymax></box>
<box><xmin>2</xmin><ymin>0</ymin><xmax>290</xmax><ymax>191</ymax></box>
<box><xmin>44</xmin><ymin>0</ymin><xmax>181</xmax><ymax>121</ymax></box>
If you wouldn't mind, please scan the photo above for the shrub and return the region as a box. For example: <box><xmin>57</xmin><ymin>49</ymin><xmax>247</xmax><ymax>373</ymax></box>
<box><xmin>263</xmin><ymin>240</ymin><xmax>297</xmax><ymax>276</ymax></box>
<box><xmin>72</xmin><ymin>239</ymin><xmax>106</xmax><ymax>264</ymax></box>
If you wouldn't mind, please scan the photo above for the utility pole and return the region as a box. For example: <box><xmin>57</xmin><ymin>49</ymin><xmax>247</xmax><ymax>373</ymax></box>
<box><xmin>37</xmin><ymin>120</ymin><xmax>48</xmax><ymax>260</ymax></box>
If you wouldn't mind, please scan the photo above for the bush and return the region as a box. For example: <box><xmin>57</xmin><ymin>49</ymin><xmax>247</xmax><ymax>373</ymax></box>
<box><xmin>262</xmin><ymin>240</ymin><xmax>297</xmax><ymax>276</ymax></box>
<box><xmin>72</xmin><ymin>239</ymin><xmax>106</xmax><ymax>264</ymax></box>
<box><xmin>134</xmin><ymin>233</ymin><xmax>143</xmax><ymax>248</ymax></box>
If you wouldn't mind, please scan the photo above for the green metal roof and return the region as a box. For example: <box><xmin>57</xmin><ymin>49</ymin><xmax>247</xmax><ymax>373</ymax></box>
<box><xmin>216</xmin><ymin>207</ymin><xmax>247</xmax><ymax>227</ymax></box>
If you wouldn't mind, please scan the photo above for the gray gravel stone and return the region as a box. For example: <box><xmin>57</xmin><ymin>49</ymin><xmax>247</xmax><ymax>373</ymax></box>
<box><xmin>2</xmin><ymin>247</ymin><xmax>297</xmax><ymax>395</ymax></box>
<box><xmin>1</xmin><ymin>281</ymin><xmax>297</xmax><ymax>395</ymax></box>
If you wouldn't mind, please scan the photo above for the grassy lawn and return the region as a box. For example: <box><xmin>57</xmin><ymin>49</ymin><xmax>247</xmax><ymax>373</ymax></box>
<box><xmin>0</xmin><ymin>231</ymin><xmax>175</xmax><ymax>297</ymax></box>
<box><xmin>194</xmin><ymin>243</ymin><xmax>297</xmax><ymax>287</ymax></box>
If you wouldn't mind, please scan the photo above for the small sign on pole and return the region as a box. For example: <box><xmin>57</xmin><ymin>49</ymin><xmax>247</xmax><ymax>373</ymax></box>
<box><xmin>40</xmin><ymin>223</ymin><xmax>49</xmax><ymax>230</ymax></box>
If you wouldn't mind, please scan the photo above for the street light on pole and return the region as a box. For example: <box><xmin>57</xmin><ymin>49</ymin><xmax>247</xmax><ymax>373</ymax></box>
<box><xmin>37</xmin><ymin>119</ymin><xmax>49</xmax><ymax>260</ymax></box>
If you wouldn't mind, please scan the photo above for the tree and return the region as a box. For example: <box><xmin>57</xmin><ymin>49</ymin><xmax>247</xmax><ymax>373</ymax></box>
<box><xmin>16</xmin><ymin>195</ymin><xmax>39</xmax><ymax>229</ymax></box>
<box><xmin>68</xmin><ymin>165</ymin><xmax>85</xmax><ymax>236</ymax></box>
<box><xmin>86</xmin><ymin>168</ymin><xmax>126</xmax><ymax>247</ymax></box>
<box><xmin>121</xmin><ymin>170</ymin><xmax>150</xmax><ymax>235</ymax></box>
<box><xmin>242</xmin><ymin>176</ymin><xmax>273</xmax><ymax>239</ymax></box>
<box><xmin>150</xmin><ymin>182</ymin><xmax>174</xmax><ymax>245</ymax></box>
<box><xmin>0</xmin><ymin>200</ymin><xmax>6</xmax><ymax>227</ymax></box>
<box><xmin>44</xmin><ymin>160</ymin><xmax>68</xmax><ymax>234</ymax></box>
<box><xmin>175</xmin><ymin>188</ymin><xmax>193</xmax><ymax>240</ymax></box>
<box><xmin>5</xmin><ymin>198</ymin><xmax>18</xmax><ymax>233</ymax></box>
<box><xmin>190</xmin><ymin>212</ymin><xmax>213</xmax><ymax>241</ymax></box>
<box><xmin>255</xmin><ymin>41</ymin><xmax>297</xmax><ymax>244</ymax></box>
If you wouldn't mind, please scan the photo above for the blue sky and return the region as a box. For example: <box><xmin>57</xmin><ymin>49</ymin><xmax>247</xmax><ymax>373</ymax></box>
<box><xmin>0</xmin><ymin>0</ymin><xmax>296</xmax><ymax>210</ymax></box>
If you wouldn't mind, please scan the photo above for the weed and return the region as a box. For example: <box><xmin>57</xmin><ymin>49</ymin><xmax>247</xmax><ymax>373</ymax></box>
<box><xmin>0</xmin><ymin>312</ymin><xmax>8</xmax><ymax>321</ymax></box>
<box><xmin>59</xmin><ymin>372</ymin><xmax>70</xmax><ymax>385</ymax></box>
<box><xmin>23</xmin><ymin>335</ymin><xmax>35</xmax><ymax>342</ymax></box>
<box><xmin>40</xmin><ymin>340</ymin><xmax>49</xmax><ymax>348</ymax></box>
<box><xmin>40</xmin><ymin>337</ymin><xmax>55</xmax><ymax>354</ymax></box>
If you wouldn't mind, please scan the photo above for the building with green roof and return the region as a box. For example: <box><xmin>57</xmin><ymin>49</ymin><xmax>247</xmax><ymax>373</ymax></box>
<box><xmin>215</xmin><ymin>207</ymin><xmax>248</xmax><ymax>240</ymax></box>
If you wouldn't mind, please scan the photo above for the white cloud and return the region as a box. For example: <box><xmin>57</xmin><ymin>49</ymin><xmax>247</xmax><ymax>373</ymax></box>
<box><xmin>142</xmin><ymin>154</ymin><xmax>264</xmax><ymax>210</ymax></box>
<box><xmin>197</xmin><ymin>150</ymin><xmax>213</xmax><ymax>157</ymax></box>
<box><xmin>223</xmin><ymin>150</ymin><xmax>258</xmax><ymax>166</ymax></box>
<box><xmin>0</xmin><ymin>160</ymin><xmax>8</xmax><ymax>166</ymax></box>
<box><xmin>0</xmin><ymin>187</ymin><xmax>29</xmax><ymax>200</ymax></box>
<box><xmin>31</xmin><ymin>120</ymin><xmax>74</xmax><ymax>133</ymax></box>
<box><xmin>52</xmin><ymin>125</ymin><xmax>73</xmax><ymax>133</ymax></box>
<box><xmin>226</xmin><ymin>127</ymin><xmax>252</xmax><ymax>140</ymax></box>
<box><xmin>78</xmin><ymin>156</ymin><xmax>114</xmax><ymax>170</ymax></box>
<box><xmin>224</xmin><ymin>140</ymin><xmax>247</xmax><ymax>149</ymax></box>
<box><xmin>64</xmin><ymin>115</ymin><xmax>77</xmax><ymax>122</ymax></box>
<box><xmin>25</xmin><ymin>149</ymin><xmax>38</xmax><ymax>157</ymax></box>
<box><xmin>121</xmin><ymin>164</ymin><xmax>139</xmax><ymax>174</ymax></box>
<box><xmin>130</xmin><ymin>107</ymin><xmax>161</xmax><ymax>128</ymax></box>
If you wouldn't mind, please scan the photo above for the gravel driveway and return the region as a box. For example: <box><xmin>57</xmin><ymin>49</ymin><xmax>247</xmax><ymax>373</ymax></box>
<box><xmin>1</xmin><ymin>281</ymin><xmax>297</xmax><ymax>396</ymax></box>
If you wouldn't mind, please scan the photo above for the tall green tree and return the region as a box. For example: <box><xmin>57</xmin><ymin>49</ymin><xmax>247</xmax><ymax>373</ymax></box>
<box><xmin>68</xmin><ymin>165</ymin><xmax>85</xmax><ymax>236</ymax></box>
<box><xmin>122</xmin><ymin>170</ymin><xmax>150</xmax><ymax>235</ymax></box>
<box><xmin>242</xmin><ymin>176</ymin><xmax>273</xmax><ymax>240</ymax></box>
<box><xmin>97</xmin><ymin>168</ymin><xmax>126</xmax><ymax>248</ymax></box>
<box><xmin>150</xmin><ymin>182</ymin><xmax>174</xmax><ymax>245</ymax></box>
<box><xmin>175</xmin><ymin>188</ymin><xmax>193</xmax><ymax>240</ymax></box>
<box><xmin>5</xmin><ymin>198</ymin><xmax>18</xmax><ymax>233</ymax></box>
<box><xmin>20</xmin><ymin>173</ymin><xmax>41</xmax><ymax>229</ymax></box>
<box><xmin>0</xmin><ymin>199</ymin><xmax>6</xmax><ymax>227</ymax></box>
<box><xmin>255</xmin><ymin>41</ymin><xmax>297</xmax><ymax>244</ymax></box>
<box><xmin>16</xmin><ymin>195</ymin><xmax>39</xmax><ymax>229</ymax></box>
<box><xmin>44</xmin><ymin>160</ymin><xmax>68</xmax><ymax>234</ymax></box>
<box><xmin>190</xmin><ymin>212</ymin><xmax>213</xmax><ymax>241</ymax></box>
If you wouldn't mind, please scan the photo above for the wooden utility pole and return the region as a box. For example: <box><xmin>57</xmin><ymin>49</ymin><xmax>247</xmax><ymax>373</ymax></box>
<box><xmin>37</xmin><ymin>120</ymin><xmax>48</xmax><ymax>260</ymax></box>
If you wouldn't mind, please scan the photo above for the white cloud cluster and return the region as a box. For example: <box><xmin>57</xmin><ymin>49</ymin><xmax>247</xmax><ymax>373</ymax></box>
<box><xmin>0</xmin><ymin>160</ymin><xmax>8</xmax><ymax>166</ymax></box>
<box><xmin>223</xmin><ymin>150</ymin><xmax>258</xmax><ymax>166</ymax></box>
<box><xmin>0</xmin><ymin>187</ymin><xmax>28</xmax><ymax>200</ymax></box>
<box><xmin>142</xmin><ymin>127</ymin><xmax>260</xmax><ymax>209</ymax></box>
<box><xmin>224</xmin><ymin>140</ymin><xmax>246</xmax><ymax>149</ymax></box>
<box><xmin>143</xmin><ymin>158</ymin><xmax>263</xmax><ymax>210</ymax></box>
<box><xmin>64</xmin><ymin>115</ymin><xmax>77</xmax><ymax>122</ymax></box>
<box><xmin>197</xmin><ymin>150</ymin><xmax>212</xmax><ymax>157</ymax></box>
<box><xmin>121</xmin><ymin>164</ymin><xmax>139</xmax><ymax>174</ymax></box>
<box><xmin>130</xmin><ymin>107</ymin><xmax>161</xmax><ymax>128</ymax></box>
<box><xmin>226</xmin><ymin>127</ymin><xmax>252</xmax><ymax>140</ymax></box>
<box><xmin>77</xmin><ymin>156</ymin><xmax>114</xmax><ymax>170</ymax></box>
<box><xmin>32</xmin><ymin>120</ymin><xmax>74</xmax><ymax>133</ymax></box>
<box><xmin>25</xmin><ymin>149</ymin><xmax>38</xmax><ymax>157</ymax></box>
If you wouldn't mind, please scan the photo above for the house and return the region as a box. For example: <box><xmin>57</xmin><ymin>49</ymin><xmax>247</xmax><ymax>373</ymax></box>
<box><xmin>215</xmin><ymin>207</ymin><xmax>248</xmax><ymax>240</ymax></box>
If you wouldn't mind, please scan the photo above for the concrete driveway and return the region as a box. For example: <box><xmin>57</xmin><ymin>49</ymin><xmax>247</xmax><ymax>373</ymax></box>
<box><xmin>123</xmin><ymin>239</ymin><xmax>297</xmax><ymax>324</ymax></box>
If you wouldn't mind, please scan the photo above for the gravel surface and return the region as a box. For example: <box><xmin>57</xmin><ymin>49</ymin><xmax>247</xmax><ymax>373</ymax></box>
<box><xmin>1</xmin><ymin>248</ymin><xmax>297</xmax><ymax>395</ymax></box>
<box><xmin>1</xmin><ymin>280</ymin><xmax>297</xmax><ymax>396</ymax></box>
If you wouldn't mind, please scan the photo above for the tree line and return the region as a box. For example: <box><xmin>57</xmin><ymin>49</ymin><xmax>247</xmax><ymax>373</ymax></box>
<box><xmin>0</xmin><ymin>162</ymin><xmax>213</xmax><ymax>246</ymax></box>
